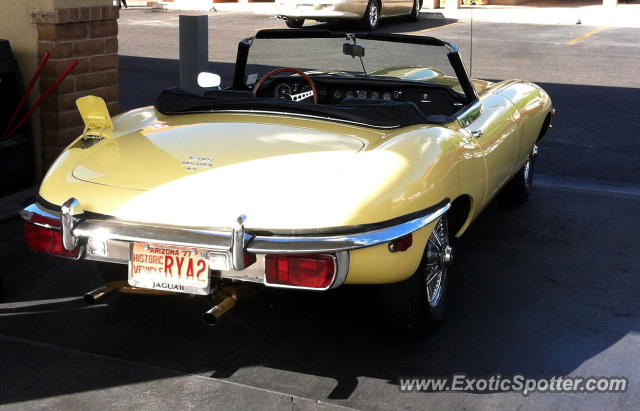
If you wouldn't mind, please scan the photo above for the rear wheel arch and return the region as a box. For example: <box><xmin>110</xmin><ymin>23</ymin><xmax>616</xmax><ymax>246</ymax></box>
<box><xmin>536</xmin><ymin>112</ymin><xmax>552</xmax><ymax>143</ymax></box>
<box><xmin>449</xmin><ymin>194</ymin><xmax>473</xmax><ymax>238</ymax></box>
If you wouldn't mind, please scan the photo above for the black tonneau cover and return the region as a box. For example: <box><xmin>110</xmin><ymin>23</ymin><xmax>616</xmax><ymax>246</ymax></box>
<box><xmin>154</xmin><ymin>88</ymin><xmax>453</xmax><ymax>128</ymax></box>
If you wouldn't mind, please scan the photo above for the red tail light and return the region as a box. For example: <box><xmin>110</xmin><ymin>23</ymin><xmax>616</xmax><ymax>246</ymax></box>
<box><xmin>389</xmin><ymin>233</ymin><xmax>413</xmax><ymax>252</ymax></box>
<box><xmin>265</xmin><ymin>254</ymin><xmax>336</xmax><ymax>289</ymax></box>
<box><xmin>30</xmin><ymin>213</ymin><xmax>61</xmax><ymax>228</ymax></box>
<box><xmin>24</xmin><ymin>223</ymin><xmax>81</xmax><ymax>258</ymax></box>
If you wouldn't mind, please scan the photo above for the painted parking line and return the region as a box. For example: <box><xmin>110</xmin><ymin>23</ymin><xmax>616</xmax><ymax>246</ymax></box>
<box><xmin>208</xmin><ymin>11</ymin><xmax>251</xmax><ymax>17</ymax></box>
<box><xmin>408</xmin><ymin>20</ymin><xmax>465</xmax><ymax>35</ymax></box>
<box><xmin>536</xmin><ymin>174</ymin><xmax>640</xmax><ymax>198</ymax></box>
<box><xmin>121</xmin><ymin>17</ymin><xmax>180</xmax><ymax>25</ymax></box>
<box><xmin>257</xmin><ymin>23</ymin><xmax>287</xmax><ymax>30</ymax></box>
<box><xmin>567</xmin><ymin>26</ymin><xmax>609</xmax><ymax>45</ymax></box>
<box><xmin>0</xmin><ymin>296</ymin><xmax>82</xmax><ymax>310</ymax></box>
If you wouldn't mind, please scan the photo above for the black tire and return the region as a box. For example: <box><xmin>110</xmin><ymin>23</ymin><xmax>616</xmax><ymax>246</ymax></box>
<box><xmin>285</xmin><ymin>18</ymin><xmax>304</xmax><ymax>28</ymax></box>
<box><xmin>95</xmin><ymin>262</ymin><xmax>128</xmax><ymax>283</ymax></box>
<box><xmin>381</xmin><ymin>215</ymin><xmax>454</xmax><ymax>336</ymax></box>
<box><xmin>0</xmin><ymin>272</ymin><xmax>4</xmax><ymax>302</ymax></box>
<box><xmin>407</xmin><ymin>0</ymin><xmax>422</xmax><ymax>21</ymax></box>
<box><xmin>500</xmin><ymin>145</ymin><xmax>538</xmax><ymax>205</ymax></box>
<box><xmin>360</xmin><ymin>0</ymin><xmax>381</xmax><ymax>30</ymax></box>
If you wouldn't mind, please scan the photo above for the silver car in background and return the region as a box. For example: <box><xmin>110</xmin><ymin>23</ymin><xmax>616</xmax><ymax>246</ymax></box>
<box><xmin>276</xmin><ymin>0</ymin><xmax>422</xmax><ymax>30</ymax></box>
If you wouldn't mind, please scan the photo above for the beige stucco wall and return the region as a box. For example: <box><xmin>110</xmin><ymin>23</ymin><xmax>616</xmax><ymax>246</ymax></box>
<box><xmin>0</xmin><ymin>0</ymin><xmax>111</xmax><ymax>177</ymax></box>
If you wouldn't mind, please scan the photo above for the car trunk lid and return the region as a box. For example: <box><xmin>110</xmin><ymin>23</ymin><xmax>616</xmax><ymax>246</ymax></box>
<box><xmin>72</xmin><ymin>121</ymin><xmax>367</xmax><ymax>191</ymax></box>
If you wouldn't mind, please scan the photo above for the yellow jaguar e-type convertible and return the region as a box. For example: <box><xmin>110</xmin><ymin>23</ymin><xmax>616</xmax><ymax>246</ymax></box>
<box><xmin>21</xmin><ymin>30</ymin><xmax>553</xmax><ymax>334</ymax></box>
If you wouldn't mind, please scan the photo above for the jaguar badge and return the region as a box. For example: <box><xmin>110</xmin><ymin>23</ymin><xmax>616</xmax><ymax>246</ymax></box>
<box><xmin>182</xmin><ymin>156</ymin><xmax>213</xmax><ymax>171</ymax></box>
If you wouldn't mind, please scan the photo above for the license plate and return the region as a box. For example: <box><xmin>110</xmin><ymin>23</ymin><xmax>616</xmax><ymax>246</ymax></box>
<box><xmin>128</xmin><ymin>242</ymin><xmax>210</xmax><ymax>295</ymax></box>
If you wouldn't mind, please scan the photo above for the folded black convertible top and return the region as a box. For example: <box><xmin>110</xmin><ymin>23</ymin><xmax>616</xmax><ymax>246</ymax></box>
<box><xmin>154</xmin><ymin>88</ymin><xmax>453</xmax><ymax>128</ymax></box>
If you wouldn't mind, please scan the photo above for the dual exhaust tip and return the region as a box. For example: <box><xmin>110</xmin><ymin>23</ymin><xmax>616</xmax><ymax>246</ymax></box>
<box><xmin>203</xmin><ymin>290</ymin><xmax>238</xmax><ymax>325</ymax></box>
<box><xmin>84</xmin><ymin>281</ymin><xmax>240</xmax><ymax>326</ymax></box>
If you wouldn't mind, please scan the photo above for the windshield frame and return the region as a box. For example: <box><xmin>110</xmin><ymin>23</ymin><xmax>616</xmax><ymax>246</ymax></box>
<box><xmin>232</xmin><ymin>29</ymin><xmax>478</xmax><ymax>104</ymax></box>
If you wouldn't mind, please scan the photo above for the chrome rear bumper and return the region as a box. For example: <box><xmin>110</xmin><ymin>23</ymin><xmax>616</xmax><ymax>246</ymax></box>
<box><xmin>21</xmin><ymin>198</ymin><xmax>449</xmax><ymax>288</ymax></box>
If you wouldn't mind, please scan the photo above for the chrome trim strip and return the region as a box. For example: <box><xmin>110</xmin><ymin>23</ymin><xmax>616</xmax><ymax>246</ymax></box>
<box><xmin>331</xmin><ymin>251</ymin><xmax>350</xmax><ymax>289</ymax></box>
<box><xmin>231</xmin><ymin>215</ymin><xmax>247</xmax><ymax>270</ymax></box>
<box><xmin>20</xmin><ymin>203</ymin><xmax>62</xmax><ymax>230</ymax></box>
<box><xmin>73</xmin><ymin>219</ymin><xmax>239</xmax><ymax>251</ymax></box>
<box><xmin>247</xmin><ymin>204</ymin><xmax>450</xmax><ymax>253</ymax></box>
<box><xmin>61</xmin><ymin>198</ymin><xmax>82</xmax><ymax>251</ymax></box>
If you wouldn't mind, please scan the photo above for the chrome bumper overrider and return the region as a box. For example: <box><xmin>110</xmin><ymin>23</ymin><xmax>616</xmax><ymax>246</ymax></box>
<box><xmin>21</xmin><ymin>198</ymin><xmax>450</xmax><ymax>289</ymax></box>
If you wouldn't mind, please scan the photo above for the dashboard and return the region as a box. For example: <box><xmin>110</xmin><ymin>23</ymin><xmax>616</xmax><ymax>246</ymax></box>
<box><xmin>257</xmin><ymin>76</ymin><xmax>466</xmax><ymax>116</ymax></box>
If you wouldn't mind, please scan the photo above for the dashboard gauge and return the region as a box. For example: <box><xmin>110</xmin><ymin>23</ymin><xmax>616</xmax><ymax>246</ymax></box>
<box><xmin>296</xmin><ymin>84</ymin><xmax>313</xmax><ymax>102</ymax></box>
<box><xmin>357</xmin><ymin>90</ymin><xmax>367</xmax><ymax>99</ymax></box>
<box><xmin>345</xmin><ymin>90</ymin><xmax>354</xmax><ymax>99</ymax></box>
<box><xmin>333</xmin><ymin>89</ymin><xmax>343</xmax><ymax>99</ymax></box>
<box><xmin>382</xmin><ymin>91</ymin><xmax>392</xmax><ymax>100</ymax></box>
<box><xmin>274</xmin><ymin>83</ymin><xmax>292</xmax><ymax>99</ymax></box>
<box><xmin>370</xmin><ymin>91</ymin><xmax>379</xmax><ymax>99</ymax></box>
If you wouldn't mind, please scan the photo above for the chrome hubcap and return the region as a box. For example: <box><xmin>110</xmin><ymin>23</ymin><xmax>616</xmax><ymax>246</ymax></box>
<box><xmin>425</xmin><ymin>218</ymin><xmax>452</xmax><ymax>307</ymax></box>
<box><xmin>369</xmin><ymin>4</ymin><xmax>379</xmax><ymax>28</ymax></box>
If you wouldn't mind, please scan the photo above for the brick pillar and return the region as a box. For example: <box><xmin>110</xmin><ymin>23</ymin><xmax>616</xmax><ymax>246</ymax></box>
<box><xmin>32</xmin><ymin>6</ymin><xmax>119</xmax><ymax>171</ymax></box>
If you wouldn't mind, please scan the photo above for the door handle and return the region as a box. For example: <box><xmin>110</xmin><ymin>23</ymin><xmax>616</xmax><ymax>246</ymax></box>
<box><xmin>471</xmin><ymin>130</ymin><xmax>483</xmax><ymax>138</ymax></box>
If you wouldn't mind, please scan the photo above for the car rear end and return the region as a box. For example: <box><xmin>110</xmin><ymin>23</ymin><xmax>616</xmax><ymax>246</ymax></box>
<box><xmin>276</xmin><ymin>0</ymin><xmax>367</xmax><ymax>21</ymax></box>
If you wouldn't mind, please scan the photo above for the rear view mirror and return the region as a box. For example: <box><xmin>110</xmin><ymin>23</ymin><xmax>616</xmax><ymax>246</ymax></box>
<box><xmin>343</xmin><ymin>43</ymin><xmax>365</xmax><ymax>58</ymax></box>
<box><xmin>197</xmin><ymin>72</ymin><xmax>221</xmax><ymax>89</ymax></box>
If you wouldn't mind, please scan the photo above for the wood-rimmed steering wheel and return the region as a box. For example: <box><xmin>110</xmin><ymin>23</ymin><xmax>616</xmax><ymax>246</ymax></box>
<box><xmin>253</xmin><ymin>67</ymin><xmax>319</xmax><ymax>104</ymax></box>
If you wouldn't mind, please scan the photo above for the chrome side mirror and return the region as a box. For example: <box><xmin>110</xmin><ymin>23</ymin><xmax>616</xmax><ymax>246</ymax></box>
<box><xmin>197</xmin><ymin>72</ymin><xmax>221</xmax><ymax>89</ymax></box>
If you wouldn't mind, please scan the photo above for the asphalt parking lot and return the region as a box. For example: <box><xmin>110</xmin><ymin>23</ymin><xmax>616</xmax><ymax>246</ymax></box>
<box><xmin>1</xmin><ymin>9</ymin><xmax>639</xmax><ymax>411</ymax></box>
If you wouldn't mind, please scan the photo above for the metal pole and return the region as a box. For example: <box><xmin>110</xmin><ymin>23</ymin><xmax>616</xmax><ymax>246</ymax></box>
<box><xmin>179</xmin><ymin>15</ymin><xmax>209</xmax><ymax>94</ymax></box>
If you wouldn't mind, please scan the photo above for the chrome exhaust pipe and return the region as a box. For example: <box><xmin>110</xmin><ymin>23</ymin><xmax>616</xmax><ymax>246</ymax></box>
<box><xmin>84</xmin><ymin>281</ymin><xmax>127</xmax><ymax>304</ymax></box>
<box><xmin>84</xmin><ymin>281</ymin><xmax>174</xmax><ymax>304</ymax></box>
<box><xmin>203</xmin><ymin>288</ymin><xmax>239</xmax><ymax>326</ymax></box>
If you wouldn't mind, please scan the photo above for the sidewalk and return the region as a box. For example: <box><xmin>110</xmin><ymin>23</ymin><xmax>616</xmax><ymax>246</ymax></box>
<box><xmin>122</xmin><ymin>0</ymin><xmax>640</xmax><ymax>27</ymax></box>
<box><xmin>428</xmin><ymin>1</ymin><xmax>640</xmax><ymax>27</ymax></box>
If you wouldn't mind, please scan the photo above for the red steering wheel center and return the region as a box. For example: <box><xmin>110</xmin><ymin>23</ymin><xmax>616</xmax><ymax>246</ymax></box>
<box><xmin>253</xmin><ymin>67</ymin><xmax>319</xmax><ymax>104</ymax></box>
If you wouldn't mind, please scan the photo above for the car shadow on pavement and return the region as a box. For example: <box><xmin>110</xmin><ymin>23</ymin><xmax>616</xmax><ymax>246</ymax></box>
<box><xmin>1</xmin><ymin>186</ymin><xmax>638</xmax><ymax>406</ymax></box>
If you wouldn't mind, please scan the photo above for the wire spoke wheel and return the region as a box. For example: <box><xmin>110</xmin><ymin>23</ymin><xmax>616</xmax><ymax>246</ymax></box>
<box><xmin>361</xmin><ymin>0</ymin><xmax>380</xmax><ymax>30</ymax></box>
<box><xmin>369</xmin><ymin>4</ymin><xmax>379</xmax><ymax>28</ymax></box>
<box><xmin>424</xmin><ymin>218</ymin><xmax>453</xmax><ymax>307</ymax></box>
<box><xmin>381</xmin><ymin>214</ymin><xmax>455</xmax><ymax>335</ymax></box>
<box><xmin>500</xmin><ymin>144</ymin><xmax>538</xmax><ymax>204</ymax></box>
